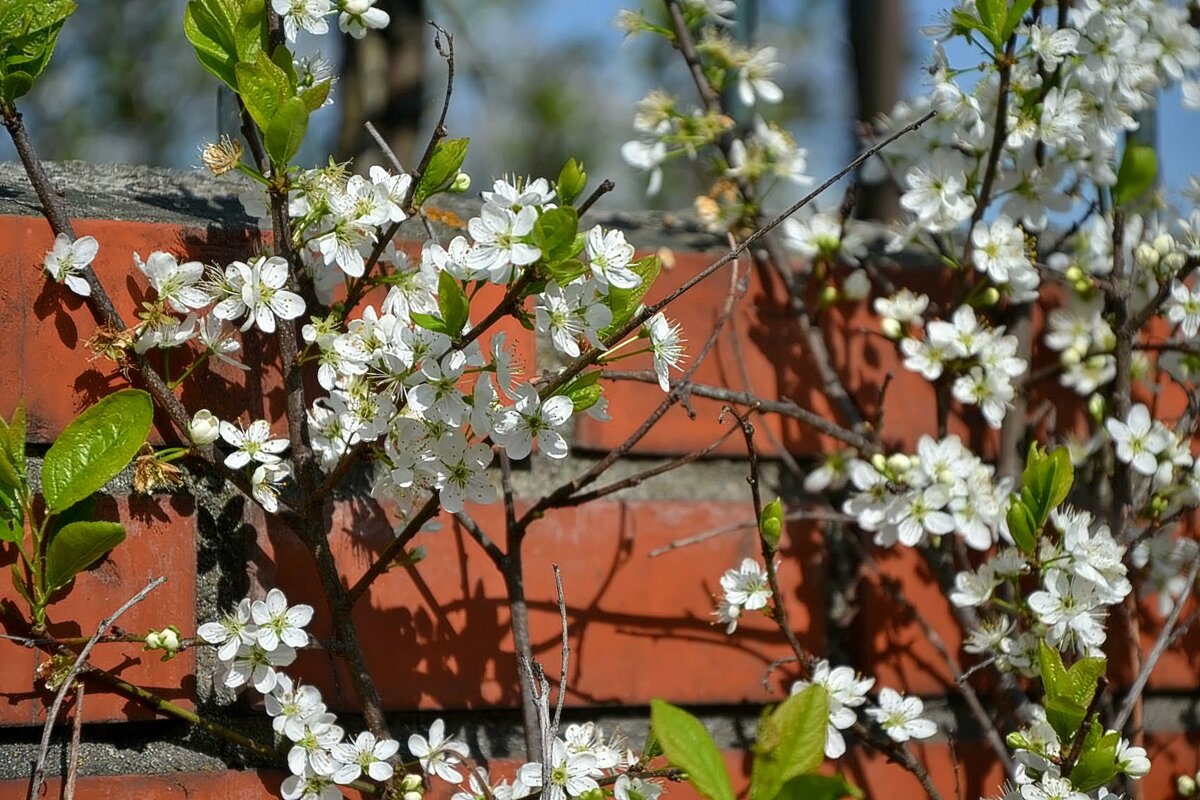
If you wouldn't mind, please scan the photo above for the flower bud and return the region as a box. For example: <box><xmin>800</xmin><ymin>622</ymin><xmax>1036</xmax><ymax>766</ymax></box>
<box><xmin>1135</xmin><ymin>243</ymin><xmax>1159</xmax><ymax>270</ymax></box>
<box><xmin>1153</xmin><ymin>232</ymin><xmax>1176</xmax><ymax>256</ymax></box>
<box><xmin>870</xmin><ymin>453</ymin><xmax>888</xmax><ymax>473</ymax></box>
<box><xmin>449</xmin><ymin>172</ymin><xmax>471</xmax><ymax>194</ymax></box>
<box><xmin>1178</xmin><ymin>774</ymin><xmax>1197</xmax><ymax>797</ymax></box>
<box><xmin>887</xmin><ymin>453</ymin><xmax>912</xmax><ymax>475</ymax></box>
<box><xmin>1064</xmin><ymin>265</ymin><xmax>1084</xmax><ymax>283</ymax></box>
<box><xmin>401</xmin><ymin>773</ymin><xmax>424</xmax><ymax>800</ymax></box>
<box><xmin>189</xmin><ymin>410</ymin><xmax>220</xmax><ymax>446</ymax></box>
<box><xmin>881</xmin><ymin>318</ymin><xmax>902</xmax><ymax>339</ymax></box>
<box><xmin>818</xmin><ymin>284</ymin><xmax>839</xmax><ymax>308</ymax></box>
<box><xmin>1163</xmin><ymin>251</ymin><xmax>1187</xmax><ymax>273</ymax></box>
<box><xmin>1061</xmin><ymin>347</ymin><xmax>1083</xmax><ymax>367</ymax></box>
<box><xmin>759</xmin><ymin>497</ymin><xmax>784</xmax><ymax>551</ymax></box>
<box><xmin>842</xmin><ymin>270</ymin><xmax>870</xmax><ymax>301</ymax></box>
<box><xmin>1087</xmin><ymin>393</ymin><xmax>1106</xmax><ymax>424</ymax></box>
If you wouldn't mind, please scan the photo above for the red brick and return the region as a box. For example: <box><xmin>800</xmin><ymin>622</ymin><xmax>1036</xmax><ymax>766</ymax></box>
<box><xmin>845</xmin><ymin>739</ymin><xmax>1006</xmax><ymax>800</ymax></box>
<box><xmin>844</xmin><ymin>544</ymin><xmax>963</xmax><ymax>695</ymax></box>
<box><xmin>1143</xmin><ymin>731</ymin><xmax>1200</xmax><ymax>799</ymax></box>
<box><xmin>0</xmin><ymin>495</ymin><xmax>195</xmax><ymax>726</ymax></box>
<box><xmin>260</xmin><ymin>499</ymin><xmax>825</xmax><ymax>711</ymax></box>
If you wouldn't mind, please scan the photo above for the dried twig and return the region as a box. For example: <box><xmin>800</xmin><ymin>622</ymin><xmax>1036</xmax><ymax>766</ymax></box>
<box><xmin>28</xmin><ymin>576</ymin><xmax>166</xmax><ymax>800</ymax></box>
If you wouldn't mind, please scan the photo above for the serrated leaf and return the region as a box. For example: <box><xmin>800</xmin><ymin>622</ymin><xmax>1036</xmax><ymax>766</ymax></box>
<box><xmin>235</xmin><ymin>50</ymin><xmax>289</xmax><ymax>132</ymax></box>
<box><xmin>1006</xmin><ymin>496</ymin><xmax>1037</xmax><ymax>555</ymax></box>
<box><xmin>184</xmin><ymin>0</ymin><xmax>241</xmax><ymax>91</ymax></box>
<box><xmin>42</xmin><ymin>389</ymin><xmax>153</xmax><ymax>513</ymax></box>
<box><xmin>750</xmin><ymin>685</ymin><xmax>828</xmax><ymax>800</ymax></box>
<box><xmin>1069</xmin><ymin>721</ymin><xmax>1119</xmax><ymax>793</ymax></box>
<box><xmin>651</xmin><ymin>699</ymin><xmax>735</xmax><ymax>800</ymax></box>
<box><xmin>533</xmin><ymin>206</ymin><xmax>579</xmax><ymax>265</ymax></box>
<box><xmin>600</xmin><ymin>255</ymin><xmax>661</xmax><ymax>340</ymax></box>
<box><xmin>232</xmin><ymin>0</ymin><xmax>265</xmax><ymax>62</ymax></box>
<box><xmin>263</xmin><ymin>95</ymin><xmax>308</xmax><ymax>165</ymax></box>
<box><xmin>413</xmin><ymin>137</ymin><xmax>469</xmax><ymax>207</ymax></box>
<box><xmin>1113</xmin><ymin>143</ymin><xmax>1157</xmax><ymax>208</ymax></box>
<box><xmin>438</xmin><ymin>271</ymin><xmax>469</xmax><ymax>336</ymax></box>
<box><xmin>975</xmin><ymin>0</ymin><xmax>1005</xmax><ymax>48</ymax></box>
<box><xmin>44</xmin><ymin>520</ymin><xmax>125</xmax><ymax>594</ymax></box>
<box><xmin>775</xmin><ymin>774</ymin><xmax>863</xmax><ymax>800</ymax></box>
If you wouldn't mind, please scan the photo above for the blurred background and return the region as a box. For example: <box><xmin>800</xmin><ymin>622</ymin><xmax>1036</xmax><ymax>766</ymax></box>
<box><xmin>2</xmin><ymin>0</ymin><xmax>1196</xmax><ymax>212</ymax></box>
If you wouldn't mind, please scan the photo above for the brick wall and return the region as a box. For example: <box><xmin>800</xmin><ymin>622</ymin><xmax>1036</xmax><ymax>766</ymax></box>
<box><xmin>0</xmin><ymin>163</ymin><xmax>1197</xmax><ymax>799</ymax></box>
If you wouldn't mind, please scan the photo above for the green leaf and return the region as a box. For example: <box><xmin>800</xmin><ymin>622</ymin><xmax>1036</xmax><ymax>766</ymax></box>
<box><xmin>1039</xmin><ymin>642</ymin><xmax>1107</xmax><ymax>743</ymax></box>
<box><xmin>183</xmin><ymin>0</ymin><xmax>241</xmax><ymax>91</ymax></box>
<box><xmin>750</xmin><ymin>685</ymin><xmax>828</xmax><ymax>800</ymax></box>
<box><xmin>600</xmin><ymin>255</ymin><xmax>661</xmax><ymax>340</ymax></box>
<box><xmin>232</xmin><ymin>0</ymin><xmax>266</xmax><ymax>62</ymax></box>
<box><xmin>1070</xmin><ymin>721</ymin><xmax>1120</xmax><ymax>793</ymax></box>
<box><xmin>10</xmin><ymin>563</ymin><xmax>33</xmax><ymax>607</ymax></box>
<box><xmin>775</xmin><ymin>774</ymin><xmax>863</xmax><ymax>800</ymax></box>
<box><xmin>640</xmin><ymin>728</ymin><xmax>663</xmax><ymax>762</ymax></box>
<box><xmin>413</xmin><ymin>138</ymin><xmax>469</xmax><ymax>207</ymax></box>
<box><xmin>532</xmin><ymin>206</ymin><xmax>580</xmax><ymax>265</ymax></box>
<box><xmin>438</xmin><ymin>271</ymin><xmax>469</xmax><ymax>336</ymax></box>
<box><xmin>1020</xmin><ymin>443</ymin><xmax>1073</xmax><ymax>526</ymax></box>
<box><xmin>300</xmin><ymin>79</ymin><xmax>331</xmax><ymax>112</ymax></box>
<box><xmin>42</xmin><ymin>389</ymin><xmax>153</xmax><ymax>513</ymax></box>
<box><xmin>544</xmin><ymin>258</ymin><xmax>589</xmax><ymax>285</ymax></box>
<box><xmin>759</xmin><ymin>497</ymin><xmax>784</xmax><ymax>551</ymax></box>
<box><xmin>1002</xmin><ymin>0</ymin><xmax>1036</xmax><ymax>40</ymax></box>
<box><xmin>411</xmin><ymin>312</ymin><xmax>452</xmax><ymax>336</ymax></box>
<box><xmin>263</xmin><ymin>95</ymin><xmax>309</xmax><ymax>166</ymax></box>
<box><xmin>1006</xmin><ymin>496</ymin><xmax>1037</xmax><ymax>555</ymax></box>
<box><xmin>0</xmin><ymin>0</ymin><xmax>74</xmax><ymax>103</ymax></box>
<box><xmin>44</xmin><ymin>520</ymin><xmax>125</xmax><ymax>594</ymax></box>
<box><xmin>556</xmin><ymin>158</ymin><xmax>588</xmax><ymax>206</ymax></box>
<box><xmin>975</xmin><ymin>0</ymin><xmax>1005</xmax><ymax>48</ymax></box>
<box><xmin>561</xmin><ymin>370</ymin><xmax>604</xmax><ymax>413</ymax></box>
<box><xmin>9</xmin><ymin>400</ymin><xmax>26</xmax><ymax>477</ymax></box>
<box><xmin>1113</xmin><ymin>142</ymin><xmax>1158</xmax><ymax>208</ymax></box>
<box><xmin>0</xmin><ymin>480</ymin><xmax>21</xmax><ymax>544</ymax></box>
<box><xmin>1</xmin><ymin>71</ymin><xmax>32</xmax><ymax>101</ymax></box>
<box><xmin>235</xmin><ymin>50</ymin><xmax>290</xmax><ymax>132</ymax></box>
<box><xmin>650</xmin><ymin>699</ymin><xmax>735</xmax><ymax>800</ymax></box>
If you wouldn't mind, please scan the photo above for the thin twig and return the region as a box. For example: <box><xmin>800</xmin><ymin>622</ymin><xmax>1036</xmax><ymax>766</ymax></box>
<box><xmin>63</xmin><ymin>682</ymin><xmax>83</xmax><ymax>800</ymax></box>
<box><xmin>366</xmin><ymin>120</ymin><xmax>406</xmax><ymax>173</ymax></box>
<box><xmin>403</xmin><ymin>22</ymin><xmax>456</xmax><ymax>216</ymax></box>
<box><xmin>577</xmin><ymin>179</ymin><xmax>615</xmax><ymax>217</ymax></box>
<box><xmin>1113</xmin><ymin>554</ymin><xmax>1200</xmax><ymax>730</ymax></box>
<box><xmin>650</xmin><ymin>509</ymin><xmax>851</xmax><ymax>557</ymax></box>
<box><xmin>550</xmin><ymin>565</ymin><xmax>569</xmax><ymax>743</ymax></box>
<box><xmin>28</xmin><ymin>576</ymin><xmax>166</xmax><ymax>800</ymax></box>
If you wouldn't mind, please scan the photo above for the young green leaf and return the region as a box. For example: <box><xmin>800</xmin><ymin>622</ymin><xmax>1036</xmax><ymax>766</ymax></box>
<box><xmin>1019</xmin><ymin>443</ymin><xmax>1073</xmax><ymax>526</ymax></box>
<box><xmin>1113</xmin><ymin>142</ymin><xmax>1158</xmax><ymax>208</ymax></box>
<box><xmin>1069</xmin><ymin>720</ymin><xmax>1120</xmax><ymax>793</ymax></box>
<box><xmin>234</xmin><ymin>50</ymin><xmax>290</xmax><ymax>131</ymax></box>
<box><xmin>183</xmin><ymin>0</ymin><xmax>241</xmax><ymax>92</ymax></box>
<box><xmin>556</xmin><ymin>158</ymin><xmax>588</xmax><ymax>206</ymax></box>
<box><xmin>437</xmin><ymin>271</ymin><xmax>469</xmax><ymax>336</ymax></box>
<box><xmin>1001</xmin><ymin>0</ymin><xmax>1036</xmax><ymax>41</ymax></box>
<box><xmin>232</xmin><ymin>0</ymin><xmax>266</xmax><ymax>62</ymax></box>
<box><xmin>974</xmin><ymin>0</ymin><xmax>1006</xmax><ymax>48</ymax></box>
<box><xmin>561</xmin><ymin>371</ymin><xmax>604</xmax><ymax>413</ymax></box>
<box><xmin>263</xmin><ymin>95</ymin><xmax>309</xmax><ymax>166</ymax></box>
<box><xmin>0</xmin><ymin>481</ymin><xmax>22</xmax><ymax>544</ymax></box>
<box><xmin>750</xmin><ymin>685</ymin><xmax>829</xmax><ymax>800</ymax></box>
<box><xmin>413</xmin><ymin>138</ymin><xmax>469</xmax><ymax>207</ymax></box>
<box><xmin>774</xmin><ymin>774</ymin><xmax>863</xmax><ymax>800</ymax></box>
<box><xmin>759</xmin><ymin>497</ymin><xmax>784</xmax><ymax>551</ymax></box>
<box><xmin>44</xmin><ymin>520</ymin><xmax>126</xmax><ymax>594</ymax></box>
<box><xmin>543</xmin><ymin>258</ymin><xmax>590</xmax><ymax>286</ymax></box>
<box><xmin>410</xmin><ymin>312</ymin><xmax>452</xmax><ymax>336</ymax></box>
<box><xmin>532</xmin><ymin>206</ymin><xmax>580</xmax><ymax>265</ymax></box>
<box><xmin>42</xmin><ymin>389</ymin><xmax>153</xmax><ymax>513</ymax></box>
<box><xmin>650</xmin><ymin>699</ymin><xmax>735</xmax><ymax>800</ymax></box>
<box><xmin>1005</xmin><ymin>496</ymin><xmax>1037</xmax><ymax>555</ymax></box>
<box><xmin>1039</xmin><ymin>641</ymin><xmax>1106</xmax><ymax>743</ymax></box>
<box><xmin>599</xmin><ymin>255</ymin><xmax>661</xmax><ymax>340</ymax></box>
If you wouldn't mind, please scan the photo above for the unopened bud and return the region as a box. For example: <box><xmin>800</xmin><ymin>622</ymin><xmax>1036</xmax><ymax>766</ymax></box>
<box><xmin>1137</xmin><ymin>243</ymin><xmax>1161</xmax><ymax>270</ymax></box>
<box><xmin>870</xmin><ymin>453</ymin><xmax>888</xmax><ymax>473</ymax></box>
<box><xmin>842</xmin><ymin>270</ymin><xmax>870</xmax><ymax>301</ymax></box>
<box><xmin>1153</xmin><ymin>232</ymin><xmax>1176</xmax><ymax>256</ymax></box>
<box><xmin>1061</xmin><ymin>347</ymin><xmax>1083</xmax><ymax>367</ymax></box>
<box><xmin>819</xmin><ymin>284</ymin><xmax>839</xmax><ymax>308</ymax></box>
<box><xmin>977</xmin><ymin>287</ymin><xmax>1000</xmax><ymax>306</ymax></box>
<box><xmin>1064</xmin><ymin>265</ymin><xmax>1084</xmax><ymax>284</ymax></box>
<box><xmin>1163</xmin><ymin>251</ymin><xmax>1187</xmax><ymax>273</ymax></box>
<box><xmin>449</xmin><ymin>172</ymin><xmax>471</xmax><ymax>194</ymax></box>
<box><xmin>1177</xmin><ymin>774</ymin><xmax>1197</xmax><ymax>797</ymax></box>
<box><xmin>881</xmin><ymin>318</ymin><xmax>902</xmax><ymax>339</ymax></box>
<box><xmin>1087</xmin><ymin>393</ymin><xmax>1106</xmax><ymax>424</ymax></box>
<box><xmin>887</xmin><ymin>453</ymin><xmax>912</xmax><ymax>475</ymax></box>
<box><xmin>189</xmin><ymin>409</ymin><xmax>220</xmax><ymax>446</ymax></box>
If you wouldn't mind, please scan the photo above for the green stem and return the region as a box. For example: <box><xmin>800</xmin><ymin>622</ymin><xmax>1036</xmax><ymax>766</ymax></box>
<box><xmin>167</xmin><ymin>351</ymin><xmax>211</xmax><ymax>390</ymax></box>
